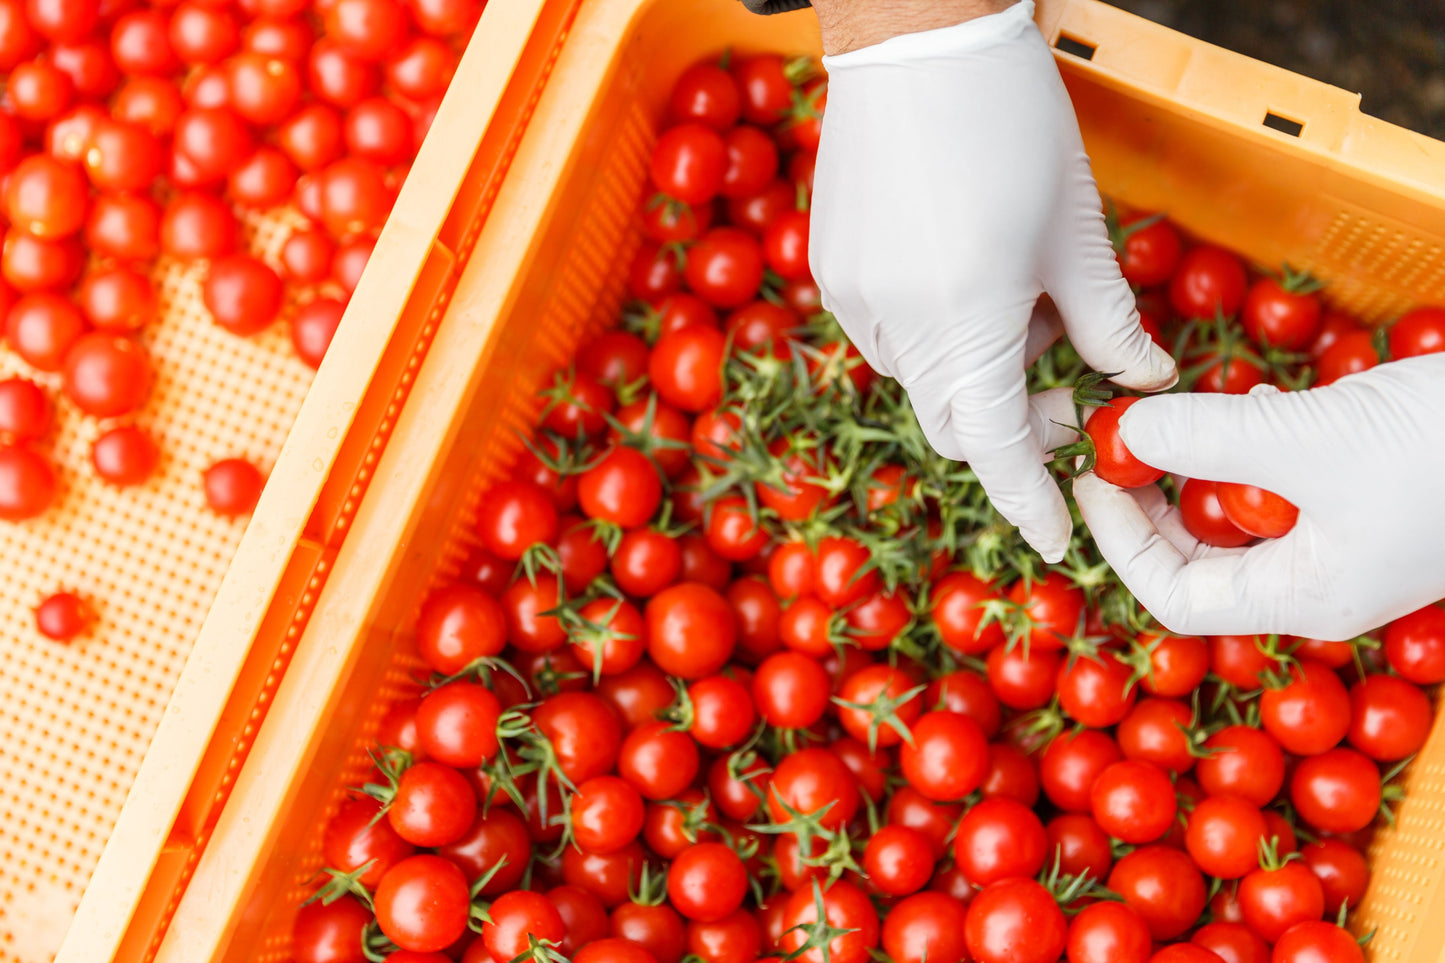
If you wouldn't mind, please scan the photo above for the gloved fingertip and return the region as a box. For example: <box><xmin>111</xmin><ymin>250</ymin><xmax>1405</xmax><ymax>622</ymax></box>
<box><xmin>1017</xmin><ymin>506</ymin><xmax>1073</xmax><ymax>565</ymax></box>
<box><xmin>1248</xmin><ymin>383</ymin><xmax>1282</xmax><ymax>397</ymax></box>
<box><xmin>1132</xmin><ymin>343</ymin><xmax>1180</xmax><ymax>392</ymax></box>
<box><xmin>1115</xmin><ymin>397</ymin><xmax>1176</xmax><ymax>462</ymax></box>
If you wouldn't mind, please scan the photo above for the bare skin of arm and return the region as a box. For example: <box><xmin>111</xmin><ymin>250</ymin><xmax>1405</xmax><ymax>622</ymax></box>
<box><xmin>812</xmin><ymin>0</ymin><xmax>1016</xmax><ymax>55</ymax></box>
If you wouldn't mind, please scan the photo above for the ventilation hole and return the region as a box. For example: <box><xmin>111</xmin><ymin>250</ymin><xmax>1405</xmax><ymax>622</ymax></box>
<box><xmin>1054</xmin><ymin>35</ymin><xmax>1096</xmax><ymax>60</ymax></box>
<box><xmin>1263</xmin><ymin>112</ymin><xmax>1304</xmax><ymax>136</ymax></box>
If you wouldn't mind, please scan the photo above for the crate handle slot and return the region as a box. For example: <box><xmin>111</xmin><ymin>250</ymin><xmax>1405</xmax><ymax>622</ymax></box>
<box><xmin>1263</xmin><ymin>111</ymin><xmax>1304</xmax><ymax>136</ymax></box>
<box><xmin>1054</xmin><ymin>34</ymin><xmax>1096</xmax><ymax>60</ymax></box>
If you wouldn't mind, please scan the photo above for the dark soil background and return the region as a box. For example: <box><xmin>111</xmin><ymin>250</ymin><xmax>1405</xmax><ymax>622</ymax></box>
<box><xmin>1107</xmin><ymin>0</ymin><xmax>1445</xmax><ymax>139</ymax></box>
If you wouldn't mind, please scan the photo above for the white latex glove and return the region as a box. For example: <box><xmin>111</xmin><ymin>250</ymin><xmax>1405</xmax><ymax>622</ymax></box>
<box><xmin>810</xmin><ymin>0</ymin><xmax>1177</xmax><ymax>563</ymax></box>
<box><xmin>1074</xmin><ymin>355</ymin><xmax>1445</xmax><ymax>640</ymax></box>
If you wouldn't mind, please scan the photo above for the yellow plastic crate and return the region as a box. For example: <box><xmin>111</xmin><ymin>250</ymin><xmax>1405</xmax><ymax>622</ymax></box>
<box><xmin>54</xmin><ymin>0</ymin><xmax>1445</xmax><ymax>960</ymax></box>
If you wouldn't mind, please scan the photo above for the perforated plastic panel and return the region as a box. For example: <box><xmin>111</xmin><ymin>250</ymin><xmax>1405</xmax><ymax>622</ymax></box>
<box><xmin>0</xmin><ymin>207</ymin><xmax>314</xmax><ymax>963</ymax></box>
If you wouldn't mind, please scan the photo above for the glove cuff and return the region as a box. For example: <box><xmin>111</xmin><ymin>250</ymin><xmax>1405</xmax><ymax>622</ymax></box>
<box><xmin>821</xmin><ymin>0</ymin><xmax>1035</xmax><ymax>70</ymax></box>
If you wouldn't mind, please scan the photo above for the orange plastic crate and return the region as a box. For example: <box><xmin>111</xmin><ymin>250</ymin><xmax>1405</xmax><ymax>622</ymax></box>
<box><xmin>58</xmin><ymin>0</ymin><xmax>1445</xmax><ymax>960</ymax></box>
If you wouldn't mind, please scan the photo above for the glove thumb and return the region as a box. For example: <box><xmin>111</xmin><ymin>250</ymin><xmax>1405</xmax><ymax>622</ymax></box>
<box><xmin>1116</xmin><ymin>390</ymin><xmax>1295</xmax><ymax>489</ymax></box>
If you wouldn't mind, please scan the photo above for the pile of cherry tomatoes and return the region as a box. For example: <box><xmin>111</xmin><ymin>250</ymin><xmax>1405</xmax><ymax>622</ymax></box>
<box><xmin>294</xmin><ymin>48</ymin><xmax>1445</xmax><ymax>963</ymax></box>
<box><xmin>0</xmin><ymin>0</ymin><xmax>483</xmax><ymax>637</ymax></box>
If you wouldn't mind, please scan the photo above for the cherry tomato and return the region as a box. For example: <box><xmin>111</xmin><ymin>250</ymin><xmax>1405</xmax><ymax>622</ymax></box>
<box><xmin>35</xmin><ymin>590</ymin><xmax>88</xmax><ymax>639</ymax></box>
<box><xmin>1289</xmin><ymin>747</ymin><xmax>1381</xmax><ymax>835</ymax></box>
<box><xmin>1086</xmin><ymin>396</ymin><xmax>1163</xmax><ymax>488</ymax></box>
<box><xmin>1383</xmin><ymin>603</ymin><xmax>1445</xmax><ymax>683</ymax></box>
<box><xmin>649</xmin><ymin>323</ymin><xmax>725</xmax><ymax>412</ymax></box>
<box><xmin>0</xmin><ymin>377</ymin><xmax>49</xmax><ymax>441</ymax></box>
<box><xmin>1217</xmin><ymin>482</ymin><xmax>1298</xmax><ymax>539</ymax></box>
<box><xmin>670</xmin><ymin>61</ymin><xmax>740</xmax><ymax>130</ymax></box>
<box><xmin>1057</xmin><ymin>649</ymin><xmax>1136</xmax><ymax>728</ymax></box>
<box><xmin>325</xmin><ymin>0</ymin><xmax>409</xmax><ymax>62</ymax></box>
<box><xmin>780</xmin><ymin>879</ymin><xmax>879</xmax><ymax>963</ymax></box>
<box><xmin>1169</xmin><ymin>246</ymin><xmax>1247</xmax><ymax>320</ymax></box>
<box><xmin>1387</xmin><ymin>305</ymin><xmax>1445</xmax><ymax>359</ymax></box>
<box><xmin>883</xmin><ymin>892</ymin><xmax>970</xmax><ymax>963</ymax></box>
<box><xmin>763</xmin><ymin>209</ymin><xmax>810</xmax><ymax>282</ymax></box>
<box><xmin>436</xmin><ymin>808</ymin><xmax>529</xmax><ymax>894</ymax></box>
<box><xmin>63</xmin><ymin>333</ymin><xmax>151</xmax><ymax>417</ymax></box>
<box><xmin>1117</xmin><ymin>698</ymin><xmax>1196</xmax><ymax>773</ymax></box>
<box><xmin>987</xmin><ymin>644</ymin><xmax>1061</xmax><ymax>711</ymax></box>
<box><xmin>1258</xmin><ymin>659</ymin><xmax>1349</xmax><ymax>756</ymax></box>
<box><xmin>650</xmin><ymin>123</ymin><xmax>727</xmax><ymax>206</ymax></box>
<box><xmin>1315</xmin><ymin>330</ymin><xmax>1378</xmax><ymax>386</ymax></box>
<box><xmin>1299</xmin><ymin>839</ymin><xmax>1368</xmax><ymax>917</ymax></box>
<box><xmin>1271</xmin><ymin>922</ymin><xmax>1364</xmax><ymax>963</ymax></box>
<box><xmin>1108</xmin><ymin>845</ymin><xmax>1206</xmax><ymax>940</ymax></box>
<box><xmin>319</xmin><ymin>156</ymin><xmax>392</xmax><ymax>237</ymax></box>
<box><xmin>323</xmin><ymin>796</ymin><xmax>415</xmax><ymax>888</ymax></box>
<box><xmin>373</xmin><ymin>854</ymin><xmax>470</xmax><ymax>952</ymax></box>
<box><xmin>964</xmin><ymin>878</ymin><xmax>1066</xmax><ymax>963</ymax></box>
<box><xmin>952</xmin><ymin>797</ymin><xmax>1046</xmax><ymax>886</ymax></box>
<box><xmin>1185</xmin><ymin>795</ymin><xmax>1268</xmax><ymax>879</ymax></box>
<box><xmin>78</xmin><ymin>266</ymin><xmax>154</xmax><ymax>333</ymax></box>
<box><xmin>92</xmin><ymin>425</ymin><xmax>159</xmax><ymax>486</ymax></box>
<box><xmin>1090</xmin><ymin>759</ymin><xmax>1177</xmax><ymax>843</ymax></box>
<box><xmin>752</xmin><ymin>650</ymin><xmax>829</xmax><ymax>729</ymax></box>
<box><xmin>1067</xmin><ymin>901</ymin><xmax>1153</xmax><ymax>963</ymax></box>
<box><xmin>1117</xmin><ymin>214</ymin><xmax>1182</xmax><ymax>288</ymax></box>
<box><xmin>203</xmin><ymin>254</ymin><xmax>283</xmax><ymax>336</ymax></box>
<box><xmin>387</xmin><ymin>37</ymin><xmax>456</xmax><ymax>100</ymax></box>
<box><xmin>899</xmin><ymin>711</ymin><xmax>987</xmax><ymax>803</ymax></box>
<box><xmin>684</xmin><ymin>227</ymin><xmax>764</xmax><ymax>309</ymax></box>
<box><xmin>930</xmin><ymin>572</ymin><xmax>1005</xmax><ymax>654</ymax></box>
<box><xmin>293</xmin><ymin>895</ymin><xmax>371</xmax><ymax>963</ymax></box>
<box><xmin>668</xmin><ymin>842</ymin><xmax>747</xmax><ymax>922</ymax></box>
<box><xmin>1242</xmin><ymin>277</ymin><xmax>1322</xmax><ymax>350</ymax></box>
<box><xmin>646</xmin><ymin>582</ymin><xmax>736</xmax><ymax>679</ymax></box>
<box><xmin>1179</xmin><ymin>478</ymin><xmax>1253</xmax><ymax>547</ymax></box>
<box><xmin>1238</xmin><ymin>860</ymin><xmax>1324</xmax><ymax>944</ymax></box>
<box><xmin>533</xmin><ymin>691</ymin><xmax>624</xmax><ymax>785</ymax></box>
<box><xmin>6</xmin><ymin>154</ymin><xmax>89</xmax><ymax>238</ymax></box>
<box><xmin>161</xmin><ymin>191</ymin><xmax>238</xmax><ymax>260</ymax></box>
<box><xmin>579</xmin><ymin>445</ymin><xmax>662</xmax><ymax>528</ymax></box>
<box><xmin>204</xmin><ymin>457</ymin><xmax>265</xmax><ymax>515</ymax></box>
<box><xmin>1347</xmin><ymin>672</ymin><xmax>1431</xmax><ymax>761</ymax></box>
<box><xmin>732</xmin><ymin>55</ymin><xmax>795</xmax><ymax>126</ymax></box>
<box><xmin>1046</xmin><ymin>813</ymin><xmax>1113</xmax><ymax>881</ymax></box>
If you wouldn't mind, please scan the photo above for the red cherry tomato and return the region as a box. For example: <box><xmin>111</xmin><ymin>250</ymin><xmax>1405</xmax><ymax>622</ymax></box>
<box><xmin>204</xmin><ymin>457</ymin><xmax>265</xmax><ymax>515</ymax></box>
<box><xmin>92</xmin><ymin>425</ymin><xmax>159</xmax><ymax>486</ymax></box>
<box><xmin>1217</xmin><ymin>482</ymin><xmax>1299</xmax><ymax>539</ymax></box>
<box><xmin>0</xmin><ymin>443</ymin><xmax>56</xmax><ymax>520</ymax></box>
<box><xmin>1179</xmin><ymin>478</ymin><xmax>1253</xmax><ymax>547</ymax></box>
<box><xmin>1086</xmin><ymin>396</ymin><xmax>1164</xmax><ymax>488</ymax></box>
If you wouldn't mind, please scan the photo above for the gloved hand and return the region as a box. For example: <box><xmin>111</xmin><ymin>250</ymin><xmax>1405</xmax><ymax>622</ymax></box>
<box><xmin>810</xmin><ymin>0</ymin><xmax>1177</xmax><ymax>563</ymax></box>
<box><xmin>1073</xmin><ymin>355</ymin><xmax>1445</xmax><ymax>640</ymax></box>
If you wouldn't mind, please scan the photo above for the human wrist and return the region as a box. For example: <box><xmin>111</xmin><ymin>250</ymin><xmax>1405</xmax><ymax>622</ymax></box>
<box><xmin>812</xmin><ymin>0</ymin><xmax>1017</xmax><ymax>56</ymax></box>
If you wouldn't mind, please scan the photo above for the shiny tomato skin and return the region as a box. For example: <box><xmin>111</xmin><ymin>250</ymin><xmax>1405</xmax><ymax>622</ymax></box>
<box><xmin>1238</xmin><ymin>861</ymin><xmax>1325</xmax><ymax>944</ymax></box>
<box><xmin>1066</xmin><ymin>900</ymin><xmax>1153</xmax><ymax>963</ymax></box>
<box><xmin>1090</xmin><ymin>759</ymin><xmax>1177</xmax><ymax>844</ymax></box>
<box><xmin>1242</xmin><ymin>278</ymin><xmax>1322</xmax><ymax>351</ymax></box>
<box><xmin>779</xmin><ymin>879</ymin><xmax>880</xmax><ymax>963</ymax></box>
<box><xmin>1117</xmin><ymin>698</ymin><xmax>1195</xmax><ymax>773</ymax></box>
<box><xmin>986</xmin><ymin>644</ymin><xmax>1061</xmax><ymax>711</ymax></box>
<box><xmin>6</xmin><ymin>292</ymin><xmax>86</xmax><ymax>371</ymax></box>
<box><xmin>1289</xmin><ymin>747</ymin><xmax>1381</xmax><ymax>835</ymax></box>
<box><xmin>931</xmin><ymin>571</ymin><xmax>1005</xmax><ymax>655</ymax></box>
<box><xmin>900</xmin><ymin>711</ymin><xmax>988</xmax><ymax>803</ymax></box>
<box><xmin>1192</xmin><ymin>923</ymin><xmax>1270</xmax><ymax>963</ymax></box>
<box><xmin>883</xmin><ymin>891</ymin><xmax>970</xmax><ymax>963</ymax></box>
<box><xmin>768</xmin><ymin>746</ymin><xmax>859</xmax><ymax>829</ymax></box>
<box><xmin>1040</xmin><ymin>729</ymin><xmax>1123</xmax><ymax>812</ymax></box>
<box><xmin>1185</xmin><ymin>795</ymin><xmax>1268</xmax><ymax>879</ymax></box>
<box><xmin>436</xmin><ymin>807</ymin><xmax>529</xmax><ymax>894</ymax></box>
<box><xmin>1169</xmin><ymin>246</ymin><xmax>1248</xmax><ymax>320</ymax></box>
<box><xmin>63</xmin><ymin>333</ymin><xmax>152</xmax><ymax>417</ymax></box>
<box><xmin>91</xmin><ymin>425</ymin><xmax>159</xmax><ymax>487</ymax></box>
<box><xmin>292</xmin><ymin>895</ymin><xmax>371</xmax><ymax>963</ymax></box>
<box><xmin>1118</xmin><ymin>214</ymin><xmax>1183</xmax><ymax>288</ymax></box>
<box><xmin>964</xmin><ymin>878</ymin><xmax>1067</xmax><ymax>963</ymax></box>
<box><xmin>323</xmin><ymin>796</ymin><xmax>415</xmax><ymax>888</ymax></box>
<box><xmin>1057</xmin><ymin>649</ymin><xmax>1136</xmax><ymax>728</ymax></box>
<box><xmin>1006</xmin><ymin>571</ymin><xmax>1083</xmax><ymax>651</ymax></box>
<box><xmin>1046</xmin><ymin>813</ymin><xmax>1113</xmax><ymax>881</ymax></box>
<box><xmin>650</xmin><ymin>325</ymin><xmax>726</xmax><ymax>412</ymax></box>
<box><xmin>1299</xmin><ymin>839</ymin><xmax>1368</xmax><ymax>917</ymax></box>
<box><xmin>1179</xmin><ymin>479</ymin><xmax>1253</xmax><ymax>547</ymax></box>
<box><xmin>1108</xmin><ymin>845</ymin><xmax>1207</xmax><ymax>940</ymax></box>
<box><xmin>1137</xmin><ymin>632</ymin><xmax>1210</xmax><ymax>697</ymax></box>
<box><xmin>683</xmin><ymin>227</ymin><xmax>764</xmax><ymax>309</ymax></box>
<box><xmin>1086</xmin><ymin>396</ymin><xmax>1164</xmax><ymax>488</ymax></box>
<box><xmin>650</xmin><ymin>122</ymin><xmax>727</xmax><ymax>206</ymax></box>
<box><xmin>1196</xmin><ymin>725</ymin><xmax>1285</xmax><ymax>807</ymax></box>
<box><xmin>1217</xmin><ymin>482</ymin><xmax>1299</xmax><ymax>539</ymax></box>
<box><xmin>952</xmin><ymin>797</ymin><xmax>1047</xmax><ymax>886</ymax></box>
<box><xmin>1383</xmin><ymin>604</ymin><xmax>1445</xmax><ymax>683</ymax></box>
<box><xmin>1387</xmin><ymin>305</ymin><xmax>1445</xmax><ymax>359</ymax></box>
<box><xmin>1258</xmin><ymin>659</ymin><xmax>1350</xmax><ymax>756</ymax></box>
<box><xmin>1271</xmin><ymin>922</ymin><xmax>1365</xmax><ymax>963</ymax></box>
<box><xmin>1347</xmin><ymin>672</ymin><xmax>1431</xmax><ymax>761</ymax></box>
<box><xmin>645</xmin><ymin>582</ymin><xmax>736</xmax><ymax>679</ymax></box>
<box><xmin>373</xmin><ymin>854</ymin><xmax>470</xmax><ymax>952</ymax></box>
<box><xmin>1315</xmin><ymin>330</ymin><xmax>1378</xmax><ymax>386</ymax></box>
